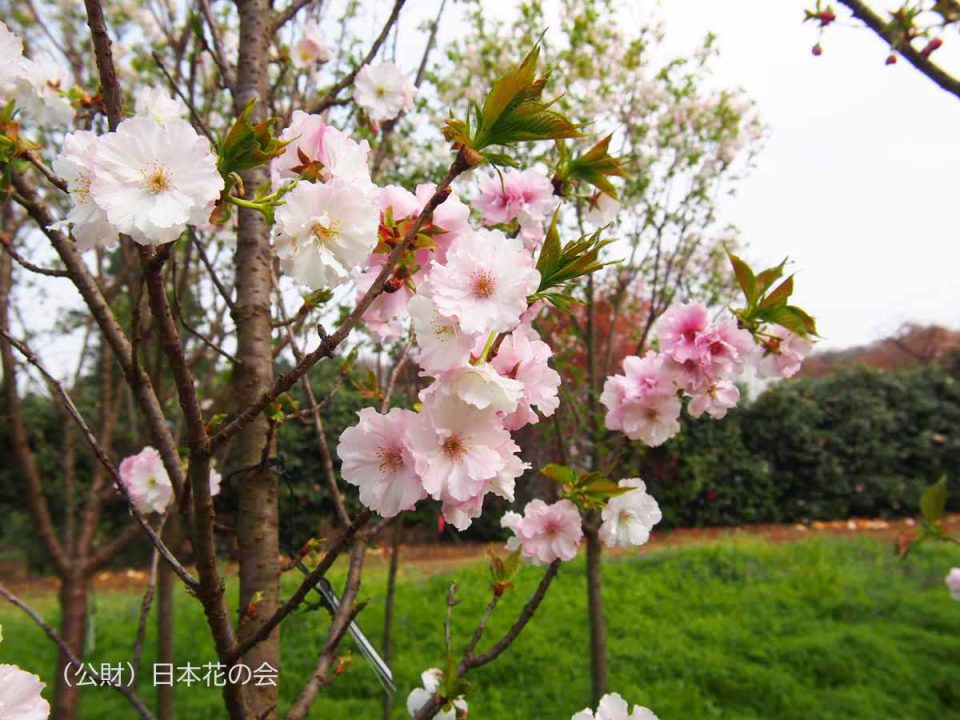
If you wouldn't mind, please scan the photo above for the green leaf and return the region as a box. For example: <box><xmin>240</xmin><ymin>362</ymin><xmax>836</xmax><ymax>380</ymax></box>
<box><xmin>218</xmin><ymin>99</ymin><xmax>289</xmax><ymax>176</ymax></box>
<box><xmin>563</xmin><ymin>134</ymin><xmax>625</xmax><ymax>198</ymax></box>
<box><xmin>763</xmin><ymin>305</ymin><xmax>818</xmax><ymax>337</ymax></box>
<box><xmin>920</xmin><ymin>477</ymin><xmax>948</xmax><ymax>524</ymax></box>
<box><xmin>758</xmin><ymin>275</ymin><xmax>794</xmax><ymax>311</ymax></box>
<box><xmin>726</xmin><ymin>248</ymin><xmax>757</xmax><ymax>306</ymax></box>
<box><xmin>755</xmin><ymin>259</ymin><xmax>787</xmax><ymax>296</ymax></box>
<box><xmin>540</xmin><ymin>463</ymin><xmax>577</xmax><ymax>486</ymax></box>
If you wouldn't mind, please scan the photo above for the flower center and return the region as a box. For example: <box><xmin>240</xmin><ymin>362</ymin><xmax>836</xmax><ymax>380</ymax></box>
<box><xmin>543</xmin><ymin>518</ymin><xmax>561</xmax><ymax>537</ymax></box>
<box><xmin>147</xmin><ymin>476</ymin><xmax>157</xmax><ymax>488</ymax></box>
<box><xmin>142</xmin><ymin>164</ymin><xmax>172</xmax><ymax>194</ymax></box>
<box><xmin>377</xmin><ymin>445</ymin><xmax>405</xmax><ymax>474</ymax></box>
<box><xmin>471</xmin><ymin>271</ymin><xmax>496</xmax><ymax>299</ymax></box>
<box><xmin>644</xmin><ymin>406</ymin><xmax>661</xmax><ymax>422</ymax></box>
<box><xmin>311</xmin><ymin>217</ymin><xmax>341</xmax><ymax>247</ymax></box>
<box><xmin>441</xmin><ymin>434</ymin><xmax>467</xmax><ymax>461</ymax></box>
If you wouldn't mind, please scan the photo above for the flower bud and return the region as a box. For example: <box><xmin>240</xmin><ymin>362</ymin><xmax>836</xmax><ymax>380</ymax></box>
<box><xmin>921</xmin><ymin>37</ymin><xmax>943</xmax><ymax>58</ymax></box>
<box><xmin>885</xmin><ymin>53</ymin><xmax>898</xmax><ymax>65</ymax></box>
<box><xmin>812</xmin><ymin>43</ymin><xmax>823</xmax><ymax>56</ymax></box>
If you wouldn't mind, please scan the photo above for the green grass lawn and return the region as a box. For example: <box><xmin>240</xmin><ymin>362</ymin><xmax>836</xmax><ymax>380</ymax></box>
<box><xmin>2</xmin><ymin>536</ymin><xmax>959</xmax><ymax>719</ymax></box>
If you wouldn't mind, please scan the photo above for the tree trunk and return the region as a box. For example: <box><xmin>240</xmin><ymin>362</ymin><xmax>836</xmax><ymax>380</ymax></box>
<box><xmin>53</xmin><ymin>571</ymin><xmax>88</xmax><ymax>720</ymax></box>
<box><xmin>157</xmin><ymin>519</ymin><xmax>179</xmax><ymax>720</ymax></box>
<box><xmin>233</xmin><ymin>2</ymin><xmax>280</xmax><ymax>717</ymax></box>
<box><xmin>382</xmin><ymin>521</ymin><xmax>402</xmax><ymax>720</ymax></box>
<box><xmin>584</xmin><ymin>522</ymin><xmax>608</xmax><ymax>705</ymax></box>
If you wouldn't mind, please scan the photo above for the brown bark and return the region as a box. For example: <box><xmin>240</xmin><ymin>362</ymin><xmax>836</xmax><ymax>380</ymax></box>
<box><xmin>53</xmin><ymin>571</ymin><xmax>89</xmax><ymax>720</ymax></box>
<box><xmin>232</xmin><ymin>2</ymin><xmax>280</xmax><ymax>717</ymax></box>
<box><xmin>584</xmin><ymin>522</ymin><xmax>608</xmax><ymax>705</ymax></box>
<box><xmin>157</xmin><ymin>519</ymin><xmax>178</xmax><ymax>720</ymax></box>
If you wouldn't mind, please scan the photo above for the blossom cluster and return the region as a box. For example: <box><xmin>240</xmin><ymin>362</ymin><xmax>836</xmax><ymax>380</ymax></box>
<box><xmin>406</xmin><ymin>668</ymin><xmax>467</xmax><ymax>720</ymax></box>
<box><xmin>601</xmin><ymin>302</ymin><xmax>812</xmax><ymax>447</ymax></box>
<box><xmin>0</xmin><ymin>20</ymin><xmax>72</xmax><ymax>126</ymax></box>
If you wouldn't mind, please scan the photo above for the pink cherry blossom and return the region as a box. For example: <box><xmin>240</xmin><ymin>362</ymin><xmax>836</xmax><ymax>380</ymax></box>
<box><xmin>337</xmin><ymin>408</ymin><xmax>426</xmax><ymax>518</ymax></box>
<box><xmin>687</xmin><ymin>380</ymin><xmax>741</xmax><ymax>420</ymax></box>
<box><xmin>758</xmin><ymin>326</ymin><xmax>814</xmax><ymax>379</ymax></box>
<box><xmin>409</xmin><ymin>294</ymin><xmax>480</xmax><ymax>374</ymax></box>
<box><xmin>502</xmin><ymin>499</ymin><xmax>583</xmax><ymax>564</ymax></box>
<box><xmin>655</xmin><ymin>302</ymin><xmax>710</xmax><ymax>363</ymax></box>
<box><xmin>491</xmin><ymin>325</ymin><xmax>561</xmax><ymax>430</ymax></box>
<box><xmin>0</xmin><ymin>663</ymin><xmax>50</xmax><ymax>720</ymax></box>
<box><xmin>416</xmin><ymin>183</ymin><xmax>470</xmax><ymax>262</ymax></box>
<box><xmin>407</xmin><ymin>394</ymin><xmax>518</xmax><ymax>504</ymax></box>
<box><xmin>425</xmin><ymin>228</ymin><xmax>540</xmax><ymax>334</ymax></box>
<box><xmin>601</xmin><ymin>354</ymin><xmax>682</xmax><ymax>446</ymax></box>
<box><xmin>427</xmin><ymin>363</ymin><xmax>524</xmax><ymax>414</ymax></box>
<box><xmin>118</xmin><ymin>446</ymin><xmax>172</xmax><ymax>515</ymax></box>
<box><xmin>272</xmin><ymin>112</ymin><xmax>373</xmax><ymax>189</ymax></box>
<box><xmin>474</xmin><ymin>167</ymin><xmax>555</xmax><ymax>235</ymax></box>
<box><xmin>599</xmin><ymin>479</ymin><xmax>662</xmax><ymax>548</ymax></box>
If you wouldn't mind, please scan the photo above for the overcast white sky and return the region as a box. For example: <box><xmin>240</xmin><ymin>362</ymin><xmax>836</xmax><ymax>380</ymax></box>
<box><xmin>419</xmin><ymin>0</ymin><xmax>960</xmax><ymax>350</ymax></box>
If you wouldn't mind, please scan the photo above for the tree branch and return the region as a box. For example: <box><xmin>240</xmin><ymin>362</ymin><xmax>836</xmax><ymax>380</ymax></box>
<box><xmin>838</xmin><ymin>0</ymin><xmax>960</xmax><ymax>99</ymax></box>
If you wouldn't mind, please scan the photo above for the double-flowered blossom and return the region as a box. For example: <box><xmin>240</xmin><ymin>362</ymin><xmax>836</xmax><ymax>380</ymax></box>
<box><xmin>134</xmin><ymin>85</ymin><xmax>188</xmax><ymax>126</ymax></box>
<box><xmin>406</xmin><ymin>668</ymin><xmax>467</xmax><ymax>720</ymax></box>
<box><xmin>600</xmin><ymin>352</ymin><xmax>682</xmax><ymax>447</ymax></box>
<box><xmin>119</xmin><ymin>446</ymin><xmax>222</xmax><ymax>515</ymax></box>
<box><xmin>0</xmin><ymin>663</ymin><xmax>50</xmax><ymax>720</ymax></box>
<box><xmin>290</xmin><ymin>19</ymin><xmax>331</xmax><ymax>69</ymax></box>
<box><xmin>1</xmin><ymin>22</ymin><xmax>72</xmax><ymax>126</ymax></box>
<box><xmin>408</xmin><ymin>295</ymin><xmax>481</xmax><ymax>374</ymax></box>
<box><xmin>354</xmin><ymin>61</ymin><xmax>415</xmax><ymax>122</ymax></box>
<box><xmin>946</xmin><ymin>568</ymin><xmax>960</xmax><ymax>601</ymax></box>
<box><xmin>51</xmin><ymin>131</ymin><xmax>118</xmax><ymax>252</ymax></box>
<box><xmin>425</xmin><ymin>228</ymin><xmax>540</xmax><ymax>334</ymax></box>
<box><xmin>274</xmin><ymin>179</ymin><xmax>379</xmax><ymax>289</ymax></box>
<box><xmin>502</xmin><ymin>499</ymin><xmax>583</xmax><ymax>564</ymax></box>
<box><xmin>599</xmin><ymin>478</ymin><xmax>662</xmax><ymax>548</ymax></box>
<box><xmin>91</xmin><ymin>117</ymin><xmax>223</xmax><ymax>246</ymax></box>
<box><xmin>757</xmin><ymin>326</ymin><xmax>813</xmax><ymax>380</ymax></box>
<box><xmin>571</xmin><ymin>693</ymin><xmax>658</xmax><ymax>720</ymax></box>
<box><xmin>490</xmin><ymin>325</ymin><xmax>561</xmax><ymax>430</ymax></box>
<box><xmin>337</xmin><ymin>408</ymin><xmax>426</xmax><ymax>518</ymax></box>
<box><xmin>273</xmin><ymin>111</ymin><xmax>374</xmax><ymax>189</ymax></box>
<box><xmin>407</xmin><ymin>394</ymin><xmax>525</xmax><ymax>529</ymax></box>
<box><xmin>475</xmin><ymin>167</ymin><xmax>555</xmax><ymax>243</ymax></box>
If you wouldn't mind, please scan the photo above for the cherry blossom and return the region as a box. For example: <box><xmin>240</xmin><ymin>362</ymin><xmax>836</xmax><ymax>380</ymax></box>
<box><xmin>425</xmin><ymin>229</ymin><xmax>540</xmax><ymax>334</ymax></box>
<box><xmin>490</xmin><ymin>325</ymin><xmax>561</xmax><ymax>430</ymax></box>
<box><xmin>656</xmin><ymin>302</ymin><xmax>710</xmax><ymax>364</ymax></box>
<box><xmin>273</xmin><ymin>112</ymin><xmax>373</xmax><ymax>189</ymax></box>
<box><xmin>757</xmin><ymin>326</ymin><xmax>814</xmax><ymax>379</ymax></box>
<box><xmin>337</xmin><ymin>408</ymin><xmax>426</xmax><ymax>518</ymax></box>
<box><xmin>474</xmin><ymin>167</ymin><xmax>555</xmax><ymax>237</ymax></box>
<box><xmin>409</xmin><ymin>295</ymin><xmax>480</xmax><ymax>374</ymax></box>
<box><xmin>571</xmin><ymin>692</ymin><xmax>658</xmax><ymax>720</ymax></box>
<box><xmin>273</xmin><ymin>178</ymin><xmax>379</xmax><ymax>288</ymax></box>
<box><xmin>354</xmin><ymin>61</ymin><xmax>415</xmax><ymax>122</ymax></box>
<box><xmin>599</xmin><ymin>479</ymin><xmax>662</xmax><ymax>548</ymax></box>
<box><xmin>51</xmin><ymin>130</ymin><xmax>118</xmax><ymax>252</ymax></box>
<box><xmin>407</xmin><ymin>394</ymin><xmax>520</xmax><ymax>507</ymax></box>
<box><xmin>290</xmin><ymin>19</ymin><xmax>331</xmax><ymax>69</ymax></box>
<box><xmin>0</xmin><ymin>22</ymin><xmax>30</xmax><ymax>101</ymax></box>
<box><xmin>90</xmin><ymin>117</ymin><xmax>223</xmax><ymax>246</ymax></box>
<box><xmin>406</xmin><ymin>668</ymin><xmax>467</xmax><ymax>720</ymax></box>
<box><xmin>428</xmin><ymin>362</ymin><xmax>524</xmax><ymax>414</ymax></box>
<box><xmin>946</xmin><ymin>568</ymin><xmax>960</xmax><ymax>600</ymax></box>
<box><xmin>0</xmin><ymin>663</ymin><xmax>50</xmax><ymax>720</ymax></box>
<box><xmin>501</xmin><ymin>499</ymin><xmax>583</xmax><ymax>564</ymax></box>
<box><xmin>601</xmin><ymin>352</ymin><xmax>683</xmax><ymax>446</ymax></box>
<box><xmin>687</xmin><ymin>380</ymin><xmax>741</xmax><ymax>420</ymax></box>
<box><xmin>584</xmin><ymin>191</ymin><xmax>620</xmax><ymax>227</ymax></box>
<box><xmin>133</xmin><ymin>86</ymin><xmax>188</xmax><ymax>126</ymax></box>
<box><xmin>119</xmin><ymin>446</ymin><xmax>172</xmax><ymax>515</ymax></box>
<box><xmin>10</xmin><ymin>51</ymin><xmax>73</xmax><ymax>126</ymax></box>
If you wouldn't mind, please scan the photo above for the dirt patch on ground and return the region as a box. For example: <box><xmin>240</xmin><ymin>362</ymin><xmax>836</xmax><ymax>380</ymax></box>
<box><xmin>2</xmin><ymin>514</ymin><xmax>957</xmax><ymax>596</ymax></box>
